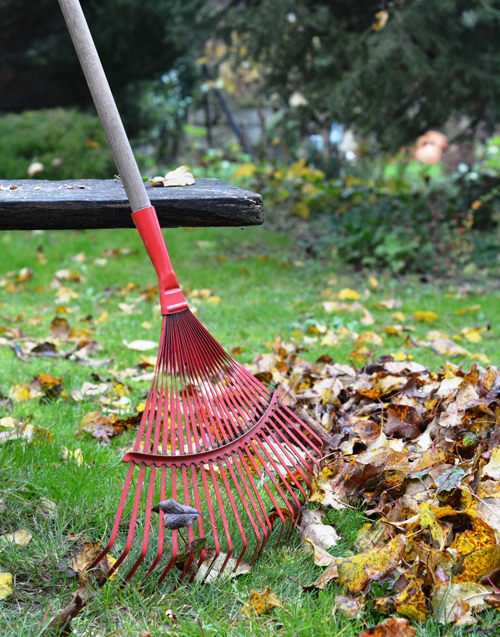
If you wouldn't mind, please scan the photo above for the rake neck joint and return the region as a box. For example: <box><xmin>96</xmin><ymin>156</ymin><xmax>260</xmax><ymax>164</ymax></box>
<box><xmin>132</xmin><ymin>206</ymin><xmax>189</xmax><ymax>315</ymax></box>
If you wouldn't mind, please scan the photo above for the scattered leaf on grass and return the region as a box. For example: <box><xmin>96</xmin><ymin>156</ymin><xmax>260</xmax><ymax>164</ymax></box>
<box><xmin>122</xmin><ymin>339</ymin><xmax>158</xmax><ymax>351</ymax></box>
<box><xmin>357</xmin><ymin>617</ymin><xmax>416</xmax><ymax>637</ymax></box>
<box><xmin>314</xmin><ymin>563</ymin><xmax>339</xmax><ymax>590</ymax></box>
<box><xmin>241</xmin><ymin>587</ymin><xmax>282</xmax><ymax>616</ymax></box>
<box><xmin>0</xmin><ymin>529</ymin><xmax>32</xmax><ymax>547</ymax></box>
<box><xmin>62</xmin><ymin>448</ymin><xmax>83</xmax><ymax>466</ymax></box>
<box><xmin>0</xmin><ymin>573</ymin><xmax>13</xmax><ymax>600</ymax></box>
<box><xmin>303</xmin><ymin>538</ymin><xmax>336</xmax><ymax>566</ymax></box>
<box><xmin>411</xmin><ymin>311</ymin><xmax>439</xmax><ymax>322</ymax></box>
<box><xmin>195</xmin><ymin>550</ymin><xmax>251</xmax><ymax>583</ymax></box>
<box><xmin>334</xmin><ymin>594</ymin><xmax>362</xmax><ymax>619</ymax></box>
<box><xmin>434</xmin><ymin>582</ymin><xmax>494</xmax><ymax>624</ymax></box>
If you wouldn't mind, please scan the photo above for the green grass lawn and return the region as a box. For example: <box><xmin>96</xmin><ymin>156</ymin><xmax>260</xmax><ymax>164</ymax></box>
<box><xmin>1</xmin><ymin>224</ymin><xmax>499</xmax><ymax>636</ymax></box>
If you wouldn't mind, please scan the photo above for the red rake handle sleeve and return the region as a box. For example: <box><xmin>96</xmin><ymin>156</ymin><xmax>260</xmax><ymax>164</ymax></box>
<box><xmin>132</xmin><ymin>207</ymin><xmax>188</xmax><ymax>315</ymax></box>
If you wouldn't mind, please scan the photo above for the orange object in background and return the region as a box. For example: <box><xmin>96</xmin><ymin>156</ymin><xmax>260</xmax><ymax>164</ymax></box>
<box><xmin>414</xmin><ymin>131</ymin><xmax>448</xmax><ymax>164</ymax></box>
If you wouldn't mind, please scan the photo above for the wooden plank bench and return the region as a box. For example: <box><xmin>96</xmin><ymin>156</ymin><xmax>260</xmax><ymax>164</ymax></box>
<box><xmin>0</xmin><ymin>179</ymin><xmax>263</xmax><ymax>230</ymax></box>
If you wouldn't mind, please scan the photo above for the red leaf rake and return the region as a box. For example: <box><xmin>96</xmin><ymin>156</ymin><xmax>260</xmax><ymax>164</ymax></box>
<box><xmin>58</xmin><ymin>0</ymin><xmax>322</xmax><ymax>584</ymax></box>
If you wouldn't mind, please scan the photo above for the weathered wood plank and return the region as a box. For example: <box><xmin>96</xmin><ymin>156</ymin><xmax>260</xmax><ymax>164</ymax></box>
<box><xmin>0</xmin><ymin>179</ymin><xmax>263</xmax><ymax>230</ymax></box>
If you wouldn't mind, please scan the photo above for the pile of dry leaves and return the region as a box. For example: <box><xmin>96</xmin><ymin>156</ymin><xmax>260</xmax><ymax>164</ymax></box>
<box><xmin>250</xmin><ymin>336</ymin><xmax>500</xmax><ymax>627</ymax></box>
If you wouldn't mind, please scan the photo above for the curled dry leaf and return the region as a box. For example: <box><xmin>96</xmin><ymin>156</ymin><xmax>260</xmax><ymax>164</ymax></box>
<box><xmin>334</xmin><ymin>594</ymin><xmax>363</xmax><ymax>619</ymax></box>
<box><xmin>195</xmin><ymin>549</ymin><xmax>251</xmax><ymax>583</ymax></box>
<box><xmin>302</xmin><ymin>538</ymin><xmax>336</xmax><ymax>566</ymax></box>
<box><xmin>299</xmin><ymin>509</ymin><xmax>339</xmax><ymax>550</ymax></box>
<box><xmin>313</xmin><ymin>563</ymin><xmax>339</xmax><ymax>590</ymax></box>
<box><xmin>241</xmin><ymin>586</ymin><xmax>282</xmax><ymax>617</ymax></box>
<box><xmin>357</xmin><ymin>617</ymin><xmax>416</xmax><ymax>637</ymax></box>
<box><xmin>150</xmin><ymin>166</ymin><xmax>195</xmax><ymax>187</ymax></box>
<box><xmin>152</xmin><ymin>499</ymin><xmax>200</xmax><ymax>530</ymax></box>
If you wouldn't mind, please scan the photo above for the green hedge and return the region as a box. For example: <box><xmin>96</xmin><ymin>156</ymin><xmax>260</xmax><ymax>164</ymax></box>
<box><xmin>0</xmin><ymin>109</ymin><xmax>114</xmax><ymax>180</ymax></box>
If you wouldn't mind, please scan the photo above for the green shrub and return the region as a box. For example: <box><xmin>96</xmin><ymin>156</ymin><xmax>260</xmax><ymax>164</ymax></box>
<box><xmin>0</xmin><ymin>109</ymin><xmax>114</xmax><ymax>180</ymax></box>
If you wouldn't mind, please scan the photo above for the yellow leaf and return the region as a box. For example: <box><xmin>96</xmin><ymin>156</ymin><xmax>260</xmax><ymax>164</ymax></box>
<box><xmin>418</xmin><ymin>503</ymin><xmax>445</xmax><ymax>550</ymax></box>
<box><xmin>372</xmin><ymin>10</ymin><xmax>389</xmax><ymax>31</ymax></box>
<box><xmin>62</xmin><ymin>448</ymin><xmax>83</xmax><ymax>466</ymax></box>
<box><xmin>353</xmin><ymin>331</ymin><xmax>383</xmax><ymax>347</ymax></box>
<box><xmin>383</xmin><ymin>325</ymin><xmax>404</xmax><ymax>336</ymax></box>
<box><xmin>0</xmin><ymin>530</ymin><xmax>32</xmax><ymax>547</ymax></box>
<box><xmin>368</xmin><ymin>276</ymin><xmax>378</xmax><ymax>290</ymax></box>
<box><xmin>434</xmin><ymin>582</ymin><xmax>494</xmax><ymax>624</ymax></box>
<box><xmin>8</xmin><ymin>383</ymin><xmax>42</xmax><ymax>402</ymax></box>
<box><xmin>392</xmin><ymin>351</ymin><xmax>413</xmax><ymax>362</ymax></box>
<box><xmin>456</xmin><ymin>305</ymin><xmax>480</xmax><ymax>316</ymax></box>
<box><xmin>461</xmin><ymin>327</ymin><xmax>484</xmax><ymax>343</ymax></box>
<box><xmin>241</xmin><ymin>587</ymin><xmax>282</xmax><ymax>616</ymax></box>
<box><xmin>391</xmin><ymin>311</ymin><xmax>405</xmax><ymax>323</ymax></box>
<box><xmin>0</xmin><ymin>573</ymin><xmax>13</xmax><ymax>600</ymax></box>
<box><xmin>55</xmin><ymin>286</ymin><xmax>78</xmax><ymax>302</ymax></box>
<box><xmin>393</xmin><ymin>578</ymin><xmax>428</xmax><ymax>622</ymax></box>
<box><xmin>232</xmin><ymin>163</ymin><xmax>257</xmax><ymax>179</ymax></box>
<box><xmin>291</xmin><ymin>201</ymin><xmax>309</xmax><ymax>219</ymax></box>
<box><xmin>338</xmin><ymin>288</ymin><xmax>361</xmax><ymax>300</ymax></box>
<box><xmin>206</xmin><ymin>296</ymin><xmax>221</xmax><ymax>304</ymax></box>
<box><xmin>412</xmin><ymin>311</ymin><xmax>439</xmax><ymax>322</ymax></box>
<box><xmin>96</xmin><ymin>311</ymin><xmax>108</xmax><ymax>324</ymax></box>
<box><xmin>320</xmin><ymin>333</ymin><xmax>339</xmax><ymax>347</ymax></box>
<box><xmin>337</xmin><ymin>534</ymin><xmax>406</xmax><ymax>595</ymax></box>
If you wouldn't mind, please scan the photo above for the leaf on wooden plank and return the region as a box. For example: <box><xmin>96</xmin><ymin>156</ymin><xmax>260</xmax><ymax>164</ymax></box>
<box><xmin>150</xmin><ymin>166</ymin><xmax>195</xmax><ymax>187</ymax></box>
<box><xmin>241</xmin><ymin>587</ymin><xmax>282</xmax><ymax>616</ymax></box>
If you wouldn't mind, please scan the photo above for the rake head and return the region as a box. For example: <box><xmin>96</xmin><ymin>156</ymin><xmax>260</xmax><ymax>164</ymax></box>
<box><xmin>91</xmin><ymin>207</ymin><xmax>323</xmax><ymax>585</ymax></box>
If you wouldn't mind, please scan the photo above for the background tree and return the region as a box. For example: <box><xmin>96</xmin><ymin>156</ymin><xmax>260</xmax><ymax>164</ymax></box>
<box><xmin>218</xmin><ymin>0</ymin><xmax>500</xmax><ymax>149</ymax></box>
<box><xmin>0</xmin><ymin>0</ymin><xmax>207</xmax><ymax>130</ymax></box>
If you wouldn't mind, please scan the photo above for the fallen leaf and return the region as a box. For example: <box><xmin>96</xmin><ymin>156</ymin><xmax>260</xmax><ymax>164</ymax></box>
<box><xmin>150</xmin><ymin>166</ymin><xmax>195</xmax><ymax>187</ymax></box>
<box><xmin>412</xmin><ymin>311</ymin><xmax>439</xmax><ymax>322</ymax></box>
<box><xmin>372</xmin><ymin>10</ymin><xmax>389</xmax><ymax>31</ymax></box>
<box><xmin>0</xmin><ymin>529</ymin><xmax>32</xmax><ymax>547</ymax></box>
<box><xmin>334</xmin><ymin>594</ymin><xmax>362</xmax><ymax>619</ymax></box>
<box><xmin>337</xmin><ymin>534</ymin><xmax>406</xmax><ymax>595</ymax></box>
<box><xmin>357</xmin><ymin>617</ymin><xmax>416</xmax><ymax>637</ymax></box>
<box><xmin>195</xmin><ymin>549</ymin><xmax>251</xmax><ymax>583</ymax></box>
<box><xmin>338</xmin><ymin>288</ymin><xmax>361</xmax><ymax>300</ymax></box>
<box><xmin>241</xmin><ymin>587</ymin><xmax>282</xmax><ymax>616</ymax></box>
<box><xmin>0</xmin><ymin>573</ymin><xmax>13</xmax><ymax>600</ymax></box>
<box><xmin>122</xmin><ymin>339</ymin><xmax>158</xmax><ymax>351</ymax></box>
<box><xmin>313</xmin><ymin>564</ymin><xmax>339</xmax><ymax>589</ymax></box>
<box><xmin>434</xmin><ymin>582</ymin><xmax>494</xmax><ymax>624</ymax></box>
<box><xmin>303</xmin><ymin>538</ymin><xmax>336</xmax><ymax>566</ymax></box>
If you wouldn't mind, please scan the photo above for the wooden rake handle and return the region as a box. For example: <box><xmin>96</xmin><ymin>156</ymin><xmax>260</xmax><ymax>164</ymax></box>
<box><xmin>57</xmin><ymin>0</ymin><xmax>149</xmax><ymax>213</ymax></box>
